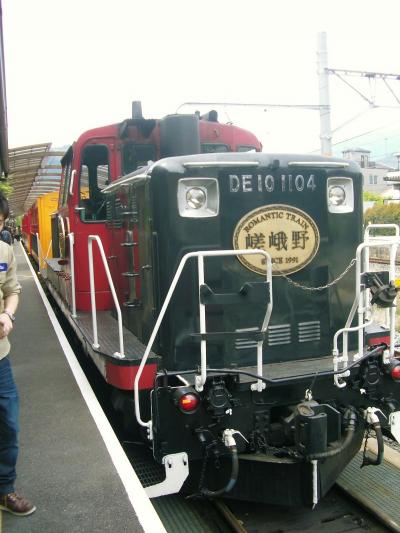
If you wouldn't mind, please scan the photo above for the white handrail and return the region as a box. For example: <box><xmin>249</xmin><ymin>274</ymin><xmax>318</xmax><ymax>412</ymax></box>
<box><xmin>69</xmin><ymin>169</ymin><xmax>76</xmax><ymax>196</ymax></box>
<box><xmin>88</xmin><ymin>235</ymin><xmax>125</xmax><ymax>358</ymax></box>
<box><xmin>134</xmin><ymin>248</ymin><xmax>272</xmax><ymax>433</ymax></box>
<box><xmin>334</xmin><ymin>234</ymin><xmax>400</xmax><ymax>387</ymax></box>
<box><xmin>67</xmin><ymin>233</ymin><xmax>77</xmax><ymax>318</ymax></box>
<box><xmin>389</xmin><ymin>242</ymin><xmax>398</xmax><ymax>355</ymax></box>
<box><xmin>36</xmin><ymin>233</ymin><xmax>42</xmax><ymax>273</ymax></box>
<box><xmin>364</xmin><ymin>223</ymin><xmax>399</xmax><ymax>239</ymax></box>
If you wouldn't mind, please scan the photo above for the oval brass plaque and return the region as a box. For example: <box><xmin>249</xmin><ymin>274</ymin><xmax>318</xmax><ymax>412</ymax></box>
<box><xmin>233</xmin><ymin>204</ymin><xmax>320</xmax><ymax>275</ymax></box>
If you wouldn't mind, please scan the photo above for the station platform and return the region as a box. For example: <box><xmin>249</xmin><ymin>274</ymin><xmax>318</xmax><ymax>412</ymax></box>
<box><xmin>2</xmin><ymin>243</ymin><xmax>165</xmax><ymax>532</ymax></box>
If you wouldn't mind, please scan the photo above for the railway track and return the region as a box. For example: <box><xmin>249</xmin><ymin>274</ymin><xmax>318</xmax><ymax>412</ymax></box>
<box><xmin>121</xmin><ymin>431</ymin><xmax>399</xmax><ymax>533</ymax></box>
<box><xmin>223</xmin><ymin>485</ymin><xmax>392</xmax><ymax>532</ymax></box>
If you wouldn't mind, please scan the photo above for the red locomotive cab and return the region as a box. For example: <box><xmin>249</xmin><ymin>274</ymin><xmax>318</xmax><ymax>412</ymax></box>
<box><xmin>198</xmin><ymin>111</ymin><xmax>262</xmax><ymax>153</ymax></box>
<box><xmin>48</xmin><ymin>104</ymin><xmax>263</xmax><ymax>316</ymax></box>
<box><xmin>51</xmin><ymin>129</ymin><xmax>117</xmax><ymax>312</ymax></box>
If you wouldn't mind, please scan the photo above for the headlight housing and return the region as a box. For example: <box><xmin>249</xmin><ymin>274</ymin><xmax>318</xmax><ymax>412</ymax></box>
<box><xmin>178</xmin><ymin>178</ymin><xmax>219</xmax><ymax>218</ymax></box>
<box><xmin>327</xmin><ymin>177</ymin><xmax>354</xmax><ymax>213</ymax></box>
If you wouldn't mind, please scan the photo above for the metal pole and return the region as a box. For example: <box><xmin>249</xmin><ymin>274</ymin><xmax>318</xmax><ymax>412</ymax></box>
<box><xmin>317</xmin><ymin>32</ymin><xmax>333</xmax><ymax>156</ymax></box>
<box><xmin>68</xmin><ymin>233</ymin><xmax>77</xmax><ymax>318</ymax></box>
<box><xmin>88</xmin><ymin>237</ymin><xmax>99</xmax><ymax>349</ymax></box>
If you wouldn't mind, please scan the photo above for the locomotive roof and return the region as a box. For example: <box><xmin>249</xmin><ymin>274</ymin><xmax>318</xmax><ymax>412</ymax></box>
<box><xmin>102</xmin><ymin>151</ymin><xmax>361</xmax><ymax>195</ymax></box>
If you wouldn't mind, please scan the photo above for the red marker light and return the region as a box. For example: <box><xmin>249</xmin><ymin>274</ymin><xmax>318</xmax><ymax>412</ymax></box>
<box><xmin>178</xmin><ymin>393</ymin><xmax>200</xmax><ymax>413</ymax></box>
<box><xmin>391</xmin><ymin>364</ymin><xmax>400</xmax><ymax>381</ymax></box>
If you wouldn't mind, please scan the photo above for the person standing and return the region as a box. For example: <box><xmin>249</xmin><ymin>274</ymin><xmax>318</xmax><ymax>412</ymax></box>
<box><xmin>0</xmin><ymin>193</ymin><xmax>35</xmax><ymax>516</ymax></box>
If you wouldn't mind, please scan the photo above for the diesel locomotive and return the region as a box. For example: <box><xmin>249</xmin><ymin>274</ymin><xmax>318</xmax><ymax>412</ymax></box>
<box><xmin>33</xmin><ymin>105</ymin><xmax>400</xmax><ymax>506</ymax></box>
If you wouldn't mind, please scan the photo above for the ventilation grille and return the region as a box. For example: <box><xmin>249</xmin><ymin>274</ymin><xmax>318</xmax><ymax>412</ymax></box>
<box><xmin>235</xmin><ymin>324</ymin><xmax>292</xmax><ymax>349</ymax></box>
<box><xmin>234</xmin><ymin>327</ymin><xmax>259</xmax><ymax>351</ymax></box>
<box><xmin>267</xmin><ymin>324</ymin><xmax>291</xmax><ymax>346</ymax></box>
<box><xmin>298</xmin><ymin>321</ymin><xmax>321</xmax><ymax>343</ymax></box>
<box><xmin>234</xmin><ymin>321</ymin><xmax>320</xmax><ymax>349</ymax></box>
<box><xmin>105</xmin><ymin>194</ymin><xmax>123</xmax><ymax>228</ymax></box>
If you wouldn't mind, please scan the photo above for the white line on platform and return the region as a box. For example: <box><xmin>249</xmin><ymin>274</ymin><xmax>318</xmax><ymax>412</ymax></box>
<box><xmin>19</xmin><ymin>243</ymin><xmax>166</xmax><ymax>533</ymax></box>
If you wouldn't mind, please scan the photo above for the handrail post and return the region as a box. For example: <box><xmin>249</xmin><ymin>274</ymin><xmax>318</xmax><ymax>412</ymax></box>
<box><xmin>389</xmin><ymin>242</ymin><xmax>398</xmax><ymax>356</ymax></box>
<box><xmin>88</xmin><ymin>235</ymin><xmax>124</xmax><ymax>357</ymax></box>
<box><xmin>196</xmin><ymin>254</ymin><xmax>207</xmax><ymax>392</ymax></box>
<box><xmin>68</xmin><ymin>233</ymin><xmax>77</xmax><ymax>318</ymax></box>
<box><xmin>88</xmin><ymin>237</ymin><xmax>99</xmax><ymax>349</ymax></box>
<box><xmin>36</xmin><ymin>232</ymin><xmax>42</xmax><ymax>274</ymax></box>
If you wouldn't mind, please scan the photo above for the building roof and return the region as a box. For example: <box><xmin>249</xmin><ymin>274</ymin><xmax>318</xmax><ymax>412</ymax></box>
<box><xmin>7</xmin><ymin>143</ymin><xmax>64</xmax><ymax>215</ymax></box>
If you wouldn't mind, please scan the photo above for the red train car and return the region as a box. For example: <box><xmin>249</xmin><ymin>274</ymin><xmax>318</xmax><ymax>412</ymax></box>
<box><xmin>47</xmin><ymin>104</ymin><xmax>261</xmax><ymax>312</ymax></box>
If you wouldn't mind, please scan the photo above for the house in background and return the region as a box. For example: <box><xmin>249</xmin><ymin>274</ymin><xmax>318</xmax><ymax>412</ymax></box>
<box><xmin>383</xmin><ymin>171</ymin><xmax>400</xmax><ymax>199</ymax></box>
<box><xmin>342</xmin><ymin>148</ymin><xmax>394</xmax><ymax>194</ymax></box>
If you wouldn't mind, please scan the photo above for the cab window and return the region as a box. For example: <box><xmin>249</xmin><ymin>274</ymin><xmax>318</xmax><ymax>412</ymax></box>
<box><xmin>79</xmin><ymin>144</ymin><xmax>109</xmax><ymax>222</ymax></box>
<box><xmin>201</xmin><ymin>143</ymin><xmax>229</xmax><ymax>153</ymax></box>
<box><xmin>237</xmin><ymin>145</ymin><xmax>257</xmax><ymax>152</ymax></box>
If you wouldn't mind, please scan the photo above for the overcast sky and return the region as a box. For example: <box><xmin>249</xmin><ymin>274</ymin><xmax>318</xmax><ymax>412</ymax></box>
<box><xmin>3</xmin><ymin>0</ymin><xmax>400</xmax><ymax>157</ymax></box>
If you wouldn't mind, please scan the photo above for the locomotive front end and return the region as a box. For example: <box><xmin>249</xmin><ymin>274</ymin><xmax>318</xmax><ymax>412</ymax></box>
<box><xmin>128</xmin><ymin>152</ymin><xmax>400</xmax><ymax>505</ymax></box>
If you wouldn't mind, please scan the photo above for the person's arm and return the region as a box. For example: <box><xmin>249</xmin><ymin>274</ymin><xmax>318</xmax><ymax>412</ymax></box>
<box><xmin>0</xmin><ymin>246</ymin><xmax>21</xmax><ymax>339</ymax></box>
<box><xmin>3</xmin><ymin>293</ymin><xmax>18</xmax><ymax>314</ymax></box>
<box><xmin>0</xmin><ymin>293</ymin><xmax>18</xmax><ymax>338</ymax></box>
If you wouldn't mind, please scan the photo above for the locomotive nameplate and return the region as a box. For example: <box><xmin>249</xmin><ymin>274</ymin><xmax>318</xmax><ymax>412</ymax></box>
<box><xmin>233</xmin><ymin>204</ymin><xmax>320</xmax><ymax>276</ymax></box>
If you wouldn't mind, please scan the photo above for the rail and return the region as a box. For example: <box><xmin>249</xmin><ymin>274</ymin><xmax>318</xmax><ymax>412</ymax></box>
<box><xmin>35</xmin><ymin>232</ymin><xmax>43</xmax><ymax>273</ymax></box>
<box><xmin>88</xmin><ymin>235</ymin><xmax>125</xmax><ymax>358</ymax></box>
<box><xmin>67</xmin><ymin>233</ymin><xmax>77</xmax><ymax>318</ymax></box>
<box><xmin>364</xmin><ymin>224</ymin><xmax>399</xmax><ymax>356</ymax></box>
<box><xmin>134</xmin><ymin>249</ymin><xmax>272</xmax><ymax>435</ymax></box>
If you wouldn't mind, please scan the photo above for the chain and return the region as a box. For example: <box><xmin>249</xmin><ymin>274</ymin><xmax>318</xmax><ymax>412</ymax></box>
<box><xmin>272</xmin><ymin>257</ymin><xmax>357</xmax><ymax>292</ymax></box>
<box><xmin>198</xmin><ymin>443</ymin><xmax>213</xmax><ymax>494</ymax></box>
<box><xmin>361</xmin><ymin>425</ymin><xmax>372</xmax><ymax>468</ymax></box>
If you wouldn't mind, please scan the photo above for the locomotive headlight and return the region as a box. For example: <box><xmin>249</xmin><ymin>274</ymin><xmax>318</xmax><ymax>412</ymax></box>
<box><xmin>327</xmin><ymin>177</ymin><xmax>354</xmax><ymax>213</ymax></box>
<box><xmin>328</xmin><ymin>185</ymin><xmax>346</xmax><ymax>206</ymax></box>
<box><xmin>186</xmin><ymin>187</ymin><xmax>206</xmax><ymax>209</ymax></box>
<box><xmin>178</xmin><ymin>178</ymin><xmax>219</xmax><ymax>218</ymax></box>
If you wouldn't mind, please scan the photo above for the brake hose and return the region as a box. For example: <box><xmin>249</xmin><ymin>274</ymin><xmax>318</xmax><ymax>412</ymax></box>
<box><xmin>361</xmin><ymin>410</ymin><xmax>384</xmax><ymax>467</ymax></box>
<box><xmin>307</xmin><ymin>407</ymin><xmax>358</xmax><ymax>460</ymax></box>
<box><xmin>201</xmin><ymin>445</ymin><xmax>239</xmax><ymax>497</ymax></box>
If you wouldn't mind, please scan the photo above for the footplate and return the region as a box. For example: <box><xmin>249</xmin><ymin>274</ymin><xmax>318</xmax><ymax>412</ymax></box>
<box><xmin>145</xmin><ymin>452</ymin><xmax>189</xmax><ymax>498</ymax></box>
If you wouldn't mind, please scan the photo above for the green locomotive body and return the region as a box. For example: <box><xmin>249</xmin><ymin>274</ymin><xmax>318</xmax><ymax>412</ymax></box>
<box><xmin>99</xmin><ymin>151</ymin><xmax>400</xmax><ymax>505</ymax></box>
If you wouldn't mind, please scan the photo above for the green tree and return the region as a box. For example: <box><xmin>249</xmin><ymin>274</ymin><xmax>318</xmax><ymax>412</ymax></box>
<box><xmin>0</xmin><ymin>180</ymin><xmax>12</xmax><ymax>197</ymax></box>
<box><xmin>364</xmin><ymin>203</ymin><xmax>400</xmax><ymax>234</ymax></box>
<box><xmin>363</xmin><ymin>191</ymin><xmax>384</xmax><ymax>203</ymax></box>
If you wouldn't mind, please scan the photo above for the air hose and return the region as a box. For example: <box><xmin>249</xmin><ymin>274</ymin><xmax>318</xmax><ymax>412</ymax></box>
<box><xmin>200</xmin><ymin>429</ymin><xmax>240</xmax><ymax>497</ymax></box>
<box><xmin>201</xmin><ymin>446</ymin><xmax>239</xmax><ymax>497</ymax></box>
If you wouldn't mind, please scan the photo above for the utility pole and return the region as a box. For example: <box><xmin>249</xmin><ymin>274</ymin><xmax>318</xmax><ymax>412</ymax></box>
<box><xmin>317</xmin><ymin>32</ymin><xmax>332</xmax><ymax>156</ymax></box>
<box><xmin>179</xmin><ymin>33</ymin><xmax>400</xmax><ymax>157</ymax></box>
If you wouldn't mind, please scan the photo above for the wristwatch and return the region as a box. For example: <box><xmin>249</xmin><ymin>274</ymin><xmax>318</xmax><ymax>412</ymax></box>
<box><xmin>2</xmin><ymin>310</ymin><xmax>15</xmax><ymax>322</ymax></box>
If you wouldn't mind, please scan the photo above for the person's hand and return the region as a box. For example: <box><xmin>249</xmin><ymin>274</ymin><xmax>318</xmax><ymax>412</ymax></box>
<box><xmin>0</xmin><ymin>313</ymin><xmax>13</xmax><ymax>338</ymax></box>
